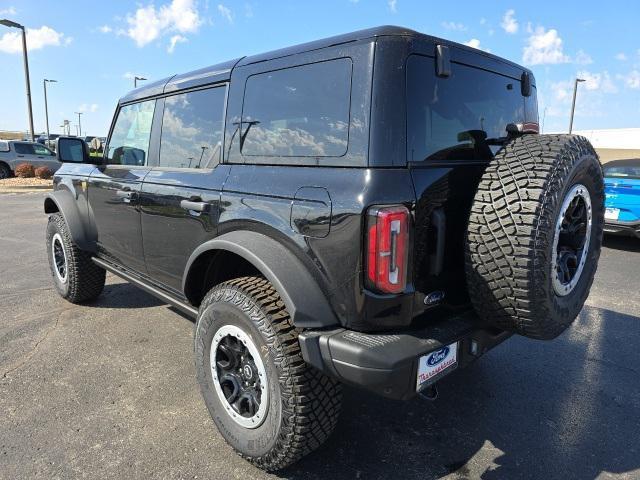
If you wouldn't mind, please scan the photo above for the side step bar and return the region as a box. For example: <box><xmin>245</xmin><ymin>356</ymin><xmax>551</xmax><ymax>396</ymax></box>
<box><xmin>92</xmin><ymin>257</ymin><xmax>198</xmax><ymax>318</ymax></box>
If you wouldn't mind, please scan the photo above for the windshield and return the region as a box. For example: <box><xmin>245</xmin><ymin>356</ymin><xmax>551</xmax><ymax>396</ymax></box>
<box><xmin>604</xmin><ymin>162</ymin><xmax>640</xmax><ymax>180</ymax></box>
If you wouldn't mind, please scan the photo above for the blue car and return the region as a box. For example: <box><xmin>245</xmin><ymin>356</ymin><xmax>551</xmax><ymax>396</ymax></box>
<box><xmin>604</xmin><ymin>158</ymin><xmax>640</xmax><ymax>238</ymax></box>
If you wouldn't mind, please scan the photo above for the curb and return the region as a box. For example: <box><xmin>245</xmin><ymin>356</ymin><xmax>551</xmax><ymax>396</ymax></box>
<box><xmin>0</xmin><ymin>185</ymin><xmax>52</xmax><ymax>193</ymax></box>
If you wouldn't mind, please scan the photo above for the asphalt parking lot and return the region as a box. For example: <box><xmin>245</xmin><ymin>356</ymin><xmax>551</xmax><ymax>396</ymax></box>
<box><xmin>1</xmin><ymin>192</ymin><xmax>640</xmax><ymax>480</ymax></box>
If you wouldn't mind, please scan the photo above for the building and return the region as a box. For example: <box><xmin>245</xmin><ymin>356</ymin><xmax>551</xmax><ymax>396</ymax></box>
<box><xmin>571</xmin><ymin>128</ymin><xmax>640</xmax><ymax>163</ymax></box>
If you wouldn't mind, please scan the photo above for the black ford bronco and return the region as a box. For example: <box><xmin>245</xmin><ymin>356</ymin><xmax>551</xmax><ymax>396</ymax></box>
<box><xmin>44</xmin><ymin>26</ymin><xmax>605</xmax><ymax>470</ymax></box>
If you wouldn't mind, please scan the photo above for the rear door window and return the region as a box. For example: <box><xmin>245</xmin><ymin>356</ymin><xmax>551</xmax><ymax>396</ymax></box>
<box><xmin>240</xmin><ymin>58</ymin><xmax>352</xmax><ymax>158</ymax></box>
<box><xmin>159</xmin><ymin>86</ymin><xmax>226</xmax><ymax>169</ymax></box>
<box><xmin>14</xmin><ymin>143</ymin><xmax>35</xmax><ymax>155</ymax></box>
<box><xmin>407</xmin><ymin>55</ymin><xmax>525</xmax><ymax>163</ymax></box>
<box><xmin>106</xmin><ymin>99</ymin><xmax>155</xmax><ymax>166</ymax></box>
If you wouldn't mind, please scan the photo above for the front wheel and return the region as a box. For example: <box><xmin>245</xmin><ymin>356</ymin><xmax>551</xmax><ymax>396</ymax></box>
<box><xmin>46</xmin><ymin>213</ymin><xmax>105</xmax><ymax>303</ymax></box>
<box><xmin>195</xmin><ymin>276</ymin><xmax>342</xmax><ymax>471</ymax></box>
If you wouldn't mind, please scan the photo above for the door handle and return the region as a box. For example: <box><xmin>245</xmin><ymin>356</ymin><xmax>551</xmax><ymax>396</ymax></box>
<box><xmin>180</xmin><ymin>199</ymin><xmax>209</xmax><ymax>213</ymax></box>
<box><xmin>17</xmin><ymin>155</ymin><xmax>24</xmax><ymax>158</ymax></box>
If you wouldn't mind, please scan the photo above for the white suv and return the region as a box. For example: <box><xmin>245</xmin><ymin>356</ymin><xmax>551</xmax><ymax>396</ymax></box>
<box><xmin>0</xmin><ymin>140</ymin><xmax>61</xmax><ymax>178</ymax></box>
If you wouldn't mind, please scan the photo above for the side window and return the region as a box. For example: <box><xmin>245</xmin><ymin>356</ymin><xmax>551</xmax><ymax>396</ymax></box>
<box><xmin>14</xmin><ymin>143</ymin><xmax>35</xmax><ymax>155</ymax></box>
<box><xmin>406</xmin><ymin>55</ymin><xmax>525</xmax><ymax>162</ymax></box>
<box><xmin>240</xmin><ymin>58</ymin><xmax>352</xmax><ymax>158</ymax></box>
<box><xmin>159</xmin><ymin>86</ymin><xmax>226</xmax><ymax>169</ymax></box>
<box><xmin>33</xmin><ymin>144</ymin><xmax>54</xmax><ymax>156</ymax></box>
<box><xmin>106</xmin><ymin>99</ymin><xmax>155</xmax><ymax>166</ymax></box>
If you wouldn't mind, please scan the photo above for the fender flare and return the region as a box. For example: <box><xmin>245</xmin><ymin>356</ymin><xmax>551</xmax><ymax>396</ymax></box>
<box><xmin>183</xmin><ymin>230</ymin><xmax>339</xmax><ymax>329</ymax></box>
<box><xmin>44</xmin><ymin>190</ymin><xmax>95</xmax><ymax>252</ymax></box>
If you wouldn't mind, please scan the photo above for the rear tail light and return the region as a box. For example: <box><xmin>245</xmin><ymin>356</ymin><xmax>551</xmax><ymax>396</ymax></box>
<box><xmin>366</xmin><ymin>205</ymin><xmax>410</xmax><ymax>294</ymax></box>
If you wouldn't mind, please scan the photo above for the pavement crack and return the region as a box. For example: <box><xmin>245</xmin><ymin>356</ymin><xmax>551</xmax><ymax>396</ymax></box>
<box><xmin>2</xmin><ymin>308</ymin><xmax>71</xmax><ymax>378</ymax></box>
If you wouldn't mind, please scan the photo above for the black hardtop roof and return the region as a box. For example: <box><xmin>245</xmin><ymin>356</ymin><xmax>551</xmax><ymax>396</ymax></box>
<box><xmin>604</xmin><ymin>158</ymin><xmax>640</xmax><ymax>168</ymax></box>
<box><xmin>119</xmin><ymin>25</ymin><xmax>533</xmax><ymax>104</ymax></box>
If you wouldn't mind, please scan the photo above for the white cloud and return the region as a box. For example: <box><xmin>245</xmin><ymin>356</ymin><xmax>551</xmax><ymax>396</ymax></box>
<box><xmin>464</xmin><ymin>39</ymin><xmax>481</xmax><ymax>49</ymax></box>
<box><xmin>623</xmin><ymin>70</ymin><xmax>640</xmax><ymax>89</ymax></box>
<box><xmin>500</xmin><ymin>9</ymin><xmax>518</xmax><ymax>34</ymax></box>
<box><xmin>479</xmin><ymin>17</ymin><xmax>486</xmax><ymax>25</ymax></box>
<box><xmin>98</xmin><ymin>25</ymin><xmax>112</xmax><ymax>34</ymax></box>
<box><xmin>388</xmin><ymin>0</ymin><xmax>397</xmax><ymax>13</ymax></box>
<box><xmin>574</xmin><ymin>50</ymin><xmax>593</xmax><ymax>65</ymax></box>
<box><xmin>0</xmin><ymin>6</ymin><xmax>17</xmax><ymax>15</ymax></box>
<box><xmin>578</xmin><ymin>70</ymin><xmax>617</xmax><ymax>93</ymax></box>
<box><xmin>441</xmin><ymin>21</ymin><xmax>466</xmax><ymax>31</ymax></box>
<box><xmin>522</xmin><ymin>26</ymin><xmax>569</xmax><ymax>65</ymax></box>
<box><xmin>615</xmin><ymin>52</ymin><xmax>627</xmax><ymax>61</ymax></box>
<box><xmin>77</xmin><ymin>103</ymin><xmax>99</xmax><ymax>113</ymax></box>
<box><xmin>463</xmin><ymin>39</ymin><xmax>490</xmax><ymax>52</ymax></box>
<box><xmin>167</xmin><ymin>34</ymin><xmax>187</xmax><ymax>53</ymax></box>
<box><xmin>217</xmin><ymin>4</ymin><xmax>233</xmax><ymax>23</ymax></box>
<box><xmin>0</xmin><ymin>25</ymin><xmax>67</xmax><ymax>54</ymax></box>
<box><xmin>125</xmin><ymin>0</ymin><xmax>202</xmax><ymax>48</ymax></box>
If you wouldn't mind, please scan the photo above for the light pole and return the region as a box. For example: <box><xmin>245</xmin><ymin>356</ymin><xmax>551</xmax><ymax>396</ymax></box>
<box><xmin>134</xmin><ymin>76</ymin><xmax>147</xmax><ymax>88</ymax></box>
<box><xmin>1</xmin><ymin>18</ymin><xmax>35</xmax><ymax>141</ymax></box>
<box><xmin>43</xmin><ymin>79</ymin><xmax>57</xmax><ymax>142</ymax></box>
<box><xmin>74</xmin><ymin>112</ymin><xmax>83</xmax><ymax>137</ymax></box>
<box><xmin>569</xmin><ymin>78</ymin><xmax>586</xmax><ymax>134</ymax></box>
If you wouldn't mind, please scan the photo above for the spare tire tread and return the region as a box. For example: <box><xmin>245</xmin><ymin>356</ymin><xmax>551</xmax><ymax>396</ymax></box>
<box><xmin>466</xmin><ymin>134</ymin><xmax>604</xmax><ymax>339</ymax></box>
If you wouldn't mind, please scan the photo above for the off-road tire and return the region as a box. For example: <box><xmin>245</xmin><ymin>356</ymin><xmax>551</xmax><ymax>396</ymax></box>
<box><xmin>195</xmin><ymin>276</ymin><xmax>342</xmax><ymax>471</ymax></box>
<box><xmin>0</xmin><ymin>162</ymin><xmax>11</xmax><ymax>179</ymax></box>
<box><xmin>465</xmin><ymin>134</ymin><xmax>604</xmax><ymax>340</ymax></box>
<box><xmin>46</xmin><ymin>213</ymin><xmax>106</xmax><ymax>302</ymax></box>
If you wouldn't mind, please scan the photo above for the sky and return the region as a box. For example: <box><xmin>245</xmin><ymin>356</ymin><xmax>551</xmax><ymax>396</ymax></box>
<box><xmin>0</xmin><ymin>0</ymin><xmax>639</xmax><ymax>137</ymax></box>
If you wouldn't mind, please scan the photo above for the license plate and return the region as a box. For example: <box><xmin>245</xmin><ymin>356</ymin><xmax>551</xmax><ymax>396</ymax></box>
<box><xmin>605</xmin><ymin>208</ymin><xmax>620</xmax><ymax>220</ymax></box>
<box><xmin>416</xmin><ymin>342</ymin><xmax>458</xmax><ymax>391</ymax></box>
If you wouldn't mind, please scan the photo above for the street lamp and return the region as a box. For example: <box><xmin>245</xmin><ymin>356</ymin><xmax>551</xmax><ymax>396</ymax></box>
<box><xmin>43</xmin><ymin>79</ymin><xmax>57</xmax><ymax>143</ymax></box>
<box><xmin>569</xmin><ymin>78</ymin><xmax>586</xmax><ymax>134</ymax></box>
<box><xmin>74</xmin><ymin>112</ymin><xmax>83</xmax><ymax>137</ymax></box>
<box><xmin>1</xmin><ymin>18</ymin><xmax>35</xmax><ymax>141</ymax></box>
<box><xmin>134</xmin><ymin>76</ymin><xmax>147</xmax><ymax>88</ymax></box>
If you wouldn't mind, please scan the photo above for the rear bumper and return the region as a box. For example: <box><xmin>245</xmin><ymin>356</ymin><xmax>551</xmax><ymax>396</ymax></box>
<box><xmin>604</xmin><ymin>219</ymin><xmax>640</xmax><ymax>238</ymax></box>
<box><xmin>299</xmin><ymin>311</ymin><xmax>511</xmax><ymax>400</ymax></box>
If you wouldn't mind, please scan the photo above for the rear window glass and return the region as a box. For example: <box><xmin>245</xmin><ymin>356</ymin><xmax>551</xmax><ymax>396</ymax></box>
<box><xmin>407</xmin><ymin>55</ymin><xmax>525</xmax><ymax>163</ymax></box>
<box><xmin>604</xmin><ymin>163</ymin><xmax>640</xmax><ymax>179</ymax></box>
<box><xmin>0</xmin><ymin>141</ymin><xmax>8</xmax><ymax>152</ymax></box>
<box><xmin>241</xmin><ymin>58</ymin><xmax>352</xmax><ymax>157</ymax></box>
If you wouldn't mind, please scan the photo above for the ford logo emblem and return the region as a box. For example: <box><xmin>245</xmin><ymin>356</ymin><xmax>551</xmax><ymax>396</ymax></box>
<box><xmin>427</xmin><ymin>346</ymin><xmax>450</xmax><ymax>366</ymax></box>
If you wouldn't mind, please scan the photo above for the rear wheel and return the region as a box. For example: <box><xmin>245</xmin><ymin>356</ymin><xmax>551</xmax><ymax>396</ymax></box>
<box><xmin>465</xmin><ymin>134</ymin><xmax>604</xmax><ymax>340</ymax></box>
<box><xmin>0</xmin><ymin>163</ymin><xmax>11</xmax><ymax>179</ymax></box>
<box><xmin>195</xmin><ymin>276</ymin><xmax>342</xmax><ymax>471</ymax></box>
<box><xmin>46</xmin><ymin>213</ymin><xmax>105</xmax><ymax>303</ymax></box>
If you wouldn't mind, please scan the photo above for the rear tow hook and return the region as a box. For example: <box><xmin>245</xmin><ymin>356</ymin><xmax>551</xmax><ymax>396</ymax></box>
<box><xmin>418</xmin><ymin>384</ymin><xmax>438</xmax><ymax>401</ymax></box>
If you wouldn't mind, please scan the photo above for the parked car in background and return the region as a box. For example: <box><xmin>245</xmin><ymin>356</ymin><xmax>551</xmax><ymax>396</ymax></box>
<box><xmin>0</xmin><ymin>140</ymin><xmax>61</xmax><ymax>179</ymax></box>
<box><xmin>604</xmin><ymin>158</ymin><xmax>640</xmax><ymax>238</ymax></box>
<box><xmin>37</xmin><ymin>134</ymin><xmax>61</xmax><ymax>151</ymax></box>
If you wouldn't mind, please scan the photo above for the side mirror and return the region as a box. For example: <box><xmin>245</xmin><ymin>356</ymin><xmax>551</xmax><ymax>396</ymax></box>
<box><xmin>56</xmin><ymin>136</ymin><xmax>93</xmax><ymax>163</ymax></box>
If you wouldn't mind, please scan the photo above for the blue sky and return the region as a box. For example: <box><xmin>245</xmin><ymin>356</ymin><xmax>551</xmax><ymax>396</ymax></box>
<box><xmin>1</xmin><ymin>0</ymin><xmax>639</xmax><ymax>137</ymax></box>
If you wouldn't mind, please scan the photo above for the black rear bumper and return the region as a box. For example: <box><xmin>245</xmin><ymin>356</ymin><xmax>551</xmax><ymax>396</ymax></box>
<box><xmin>604</xmin><ymin>219</ymin><xmax>640</xmax><ymax>238</ymax></box>
<box><xmin>298</xmin><ymin>311</ymin><xmax>511</xmax><ymax>400</ymax></box>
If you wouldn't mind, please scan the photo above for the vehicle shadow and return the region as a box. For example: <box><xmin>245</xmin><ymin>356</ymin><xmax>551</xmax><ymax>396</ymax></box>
<box><xmin>279</xmin><ymin>305</ymin><xmax>640</xmax><ymax>480</ymax></box>
<box><xmin>89</xmin><ymin>281</ymin><xmax>166</xmax><ymax>309</ymax></box>
<box><xmin>603</xmin><ymin>234</ymin><xmax>640</xmax><ymax>252</ymax></box>
<box><xmin>88</xmin><ymin>279</ymin><xmax>196</xmax><ymax>322</ymax></box>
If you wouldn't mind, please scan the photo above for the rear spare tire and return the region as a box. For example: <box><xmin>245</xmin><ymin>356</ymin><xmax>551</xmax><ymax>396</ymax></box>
<box><xmin>465</xmin><ymin>134</ymin><xmax>604</xmax><ymax>340</ymax></box>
